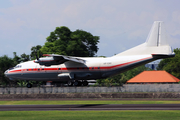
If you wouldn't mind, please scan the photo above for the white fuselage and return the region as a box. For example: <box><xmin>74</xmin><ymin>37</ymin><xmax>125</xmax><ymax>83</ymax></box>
<box><xmin>5</xmin><ymin>55</ymin><xmax>154</xmax><ymax>81</ymax></box>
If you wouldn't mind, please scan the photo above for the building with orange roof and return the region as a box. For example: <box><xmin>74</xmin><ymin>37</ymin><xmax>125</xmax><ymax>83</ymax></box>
<box><xmin>127</xmin><ymin>71</ymin><xmax>180</xmax><ymax>84</ymax></box>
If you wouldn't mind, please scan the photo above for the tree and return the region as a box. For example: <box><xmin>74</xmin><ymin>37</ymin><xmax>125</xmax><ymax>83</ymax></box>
<box><xmin>0</xmin><ymin>55</ymin><xmax>14</xmax><ymax>85</ymax></box>
<box><xmin>40</xmin><ymin>26</ymin><xmax>99</xmax><ymax>57</ymax></box>
<box><xmin>1</xmin><ymin>52</ymin><xmax>32</xmax><ymax>85</ymax></box>
<box><xmin>157</xmin><ymin>48</ymin><xmax>180</xmax><ymax>79</ymax></box>
<box><xmin>20</xmin><ymin>53</ymin><xmax>30</xmax><ymax>62</ymax></box>
<box><xmin>96</xmin><ymin>65</ymin><xmax>151</xmax><ymax>86</ymax></box>
<box><xmin>30</xmin><ymin>45</ymin><xmax>42</xmax><ymax>60</ymax></box>
<box><xmin>13</xmin><ymin>52</ymin><xmax>21</xmax><ymax>65</ymax></box>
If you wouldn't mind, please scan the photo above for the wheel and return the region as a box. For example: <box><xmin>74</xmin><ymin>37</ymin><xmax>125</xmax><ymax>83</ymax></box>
<box><xmin>68</xmin><ymin>81</ymin><xmax>73</xmax><ymax>86</ymax></box>
<box><xmin>26</xmin><ymin>83</ymin><xmax>32</xmax><ymax>88</ymax></box>
<box><xmin>74</xmin><ymin>81</ymin><xmax>79</xmax><ymax>86</ymax></box>
<box><xmin>83</xmin><ymin>81</ymin><xmax>88</xmax><ymax>86</ymax></box>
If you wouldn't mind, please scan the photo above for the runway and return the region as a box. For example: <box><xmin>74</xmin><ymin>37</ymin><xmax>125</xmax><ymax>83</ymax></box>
<box><xmin>0</xmin><ymin>104</ymin><xmax>180</xmax><ymax>111</ymax></box>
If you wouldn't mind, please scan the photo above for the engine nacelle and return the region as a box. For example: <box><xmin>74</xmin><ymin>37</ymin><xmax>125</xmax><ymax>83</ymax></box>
<box><xmin>34</xmin><ymin>57</ymin><xmax>67</xmax><ymax>66</ymax></box>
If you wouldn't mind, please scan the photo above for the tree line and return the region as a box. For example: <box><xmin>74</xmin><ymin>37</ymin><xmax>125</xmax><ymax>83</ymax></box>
<box><xmin>157</xmin><ymin>48</ymin><xmax>180</xmax><ymax>79</ymax></box>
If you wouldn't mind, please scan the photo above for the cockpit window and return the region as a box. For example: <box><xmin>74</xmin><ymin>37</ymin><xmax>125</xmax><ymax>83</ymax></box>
<box><xmin>14</xmin><ymin>65</ymin><xmax>22</xmax><ymax>68</ymax></box>
<box><xmin>9</xmin><ymin>65</ymin><xmax>22</xmax><ymax>70</ymax></box>
<box><xmin>8</xmin><ymin>67</ymin><xmax>14</xmax><ymax>70</ymax></box>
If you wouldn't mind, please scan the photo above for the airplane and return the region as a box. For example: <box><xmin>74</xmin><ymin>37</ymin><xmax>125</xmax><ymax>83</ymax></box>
<box><xmin>4</xmin><ymin>21</ymin><xmax>175</xmax><ymax>88</ymax></box>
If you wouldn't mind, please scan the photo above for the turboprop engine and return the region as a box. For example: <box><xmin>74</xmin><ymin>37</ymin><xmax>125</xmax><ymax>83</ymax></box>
<box><xmin>34</xmin><ymin>54</ymin><xmax>85</xmax><ymax>66</ymax></box>
<box><xmin>34</xmin><ymin>56</ymin><xmax>67</xmax><ymax>66</ymax></box>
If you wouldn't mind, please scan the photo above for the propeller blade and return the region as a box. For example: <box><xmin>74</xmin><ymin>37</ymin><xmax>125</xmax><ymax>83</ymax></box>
<box><xmin>39</xmin><ymin>52</ymin><xmax>43</xmax><ymax>58</ymax></box>
<box><xmin>35</xmin><ymin>52</ymin><xmax>39</xmax><ymax>60</ymax></box>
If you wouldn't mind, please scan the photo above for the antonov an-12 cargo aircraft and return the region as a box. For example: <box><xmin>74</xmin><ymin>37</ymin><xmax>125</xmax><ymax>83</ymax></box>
<box><xmin>5</xmin><ymin>21</ymin><xmax>175</xmax><ymax>88</ymax></box>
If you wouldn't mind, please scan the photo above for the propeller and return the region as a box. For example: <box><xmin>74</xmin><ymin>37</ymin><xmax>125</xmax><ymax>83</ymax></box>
<box><xmin>39</xmin><ymin>52</ymin><xmax>43</xmax><ymax>58</ymax></box>
<box><xmin>35</xmin><ymin>52</ymin><xmax>39</xmax><ymax>60</ymax></box>
<box><xmin>34</xmin><ymin>51</ymin><xmax>45</xmax><ymax>64</ymax></box>
<box><xmin>35</xmin><ymin>51</ymin><xmax>43</xmax><ymax>60</ymax></box>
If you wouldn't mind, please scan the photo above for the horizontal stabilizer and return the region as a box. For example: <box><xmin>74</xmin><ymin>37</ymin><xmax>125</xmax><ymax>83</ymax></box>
<box><xmin>152</xmin><ymin>53</ymin><xmax>175</xmax><ymax>59</ymax></box>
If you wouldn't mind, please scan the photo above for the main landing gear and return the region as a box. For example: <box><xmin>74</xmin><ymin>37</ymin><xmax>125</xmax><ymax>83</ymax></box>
<box><xmin>82</xmin><ymin>81</ymin><xmax>88</xmax><ymax>86</ymax></box>
<box><xmin>68</xmin><ymin>80</ymin><xmax>88</xmax><ymax>86</ymax></box>
<box><xmin>68</xmin><ymin>81</ymin><xmax>74</xmax><ymax>86</ymax></box>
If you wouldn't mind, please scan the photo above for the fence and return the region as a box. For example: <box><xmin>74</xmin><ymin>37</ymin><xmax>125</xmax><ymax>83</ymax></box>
<box><xmin>0</xmin><ymin>84</ymin><xmax>180</xmax><ymax>94</ymax></box>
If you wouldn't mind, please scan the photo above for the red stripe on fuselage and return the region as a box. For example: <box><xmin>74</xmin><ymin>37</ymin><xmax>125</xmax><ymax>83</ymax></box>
<box><xmin>8</xmin><ymin>69</ymin><xmax>21</xmax><ymax>73</ymax></box>
<box><xmin>100</xmin><ymin>57</ymin><xmax>152</xmax><ymax>70</ymax></box>
<box><xmin>8</xmin><ymin>56</ymin><xmax>152</xmax><ymax>74</ymax></box>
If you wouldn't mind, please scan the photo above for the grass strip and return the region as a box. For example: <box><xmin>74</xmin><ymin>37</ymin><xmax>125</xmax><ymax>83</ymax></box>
<box><xmin>0</xmin><ymin>110</ymin><xmax>180</xmax><ymax>120</ymax></box>
<box><xmin>0</xmin><ymin>100</ymin><xmax>180</xmax><ymax>105</ymax></box>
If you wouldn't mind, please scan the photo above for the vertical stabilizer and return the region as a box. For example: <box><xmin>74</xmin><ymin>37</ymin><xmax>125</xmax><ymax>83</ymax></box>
<box><xmin>114</xmin><ymin>21</ymin><xmax>173</xmax><ymax>57</ymax></box>
<box><xmin>146</xmin><ymin>21</ymin><xmax>168</xmax><ymax>47</ymax></box>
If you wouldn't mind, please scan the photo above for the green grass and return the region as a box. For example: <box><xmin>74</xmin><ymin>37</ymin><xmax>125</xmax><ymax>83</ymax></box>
<box><xmin>0</xmin><ymin>111</ymin><xmax>180</xmax><ymax>120</ymax></box>
<box><xmin>0</xmin><ymin>100</ymin><xmax>180</xmax><ymax>120</ymax></box>
<box><xmin>0</xmin><ymin>100</ymin><xmax>180</xmax><ymax>105</ymax></box>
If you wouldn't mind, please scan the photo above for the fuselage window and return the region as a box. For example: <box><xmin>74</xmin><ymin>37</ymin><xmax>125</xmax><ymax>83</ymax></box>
<box><xmin>27</xmin><ymin>69</ymin><xmax>28</xmax><ymax>71</ymax></box>
<box><xmin>32</xmin><ymin>69</ymin><xmax>33</xmax><ymax>71</ymax></box>
<box><xmin>42</xmin><ymin>68</ymin><xmax>44</xmax><ymax>70</ymax></box>
<box><xmin>92</xmin><ymin>67</ymin><xmax>94</xmax><ymax>69</ymax></box>
<box><xmin>58</xmin><ymin>68</ymin><xmax>61</xmax><ymax>70</ymax></box>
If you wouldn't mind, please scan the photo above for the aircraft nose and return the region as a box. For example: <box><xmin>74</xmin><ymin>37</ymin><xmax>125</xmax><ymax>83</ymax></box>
<box><xmin>4</xmin><ymin>69</ymin><xmax>15</xmax><ymax>80</ymax></box>
<box><xmin>4</xmin><ymin>70</ymin><xmax>9</xmax><ymax>77</ymax></box>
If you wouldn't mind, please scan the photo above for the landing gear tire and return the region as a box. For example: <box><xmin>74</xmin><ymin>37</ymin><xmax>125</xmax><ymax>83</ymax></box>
<box><xmin>27</xmin><ymin>83</ymin><xmax>32</xmax><ymax>88</ymax></box>
<box><xmin>83</xmin><ymin>81</ymin><xmax>88</xmax><ymax>86</ymax></box>
<box><xmin>68</xmin><ymin>81</ymin><xmax>73</xmax><ymax>86</ymax></box>
<box><xmin>74</xmin><ymin>81</ymin><xmax>79</xmax><ymax>86</ymax></box>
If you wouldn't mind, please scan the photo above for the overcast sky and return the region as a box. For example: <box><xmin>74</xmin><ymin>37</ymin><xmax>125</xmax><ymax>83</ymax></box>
<box><xmin>0</xmin><ymin>0</ymin><xmax>180</xmax><ymax>58</ymax></box>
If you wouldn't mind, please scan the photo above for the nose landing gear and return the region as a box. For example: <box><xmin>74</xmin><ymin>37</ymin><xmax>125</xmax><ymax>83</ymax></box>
<box><xmin>26</xmin><ymin>83</ymin><xmax>32</xmax><ymax>88</ymax></box>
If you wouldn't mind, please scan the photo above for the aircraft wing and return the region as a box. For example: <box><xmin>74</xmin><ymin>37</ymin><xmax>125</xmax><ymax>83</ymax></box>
<box><xmin>43</xmin><ymin>54</ymin><xmax>86</xmax><ymax>64</ymax></box>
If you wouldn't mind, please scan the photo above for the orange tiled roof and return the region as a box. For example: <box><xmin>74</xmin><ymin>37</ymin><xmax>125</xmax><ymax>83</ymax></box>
<box><xmin>127</xmin><ymin>71</ymin><xmax>180</xmax><ymax>83</ymax></box>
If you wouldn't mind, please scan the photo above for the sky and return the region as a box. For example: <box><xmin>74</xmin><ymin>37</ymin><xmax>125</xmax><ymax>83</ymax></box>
<box><xmin>0</xmin><ymin>0</ymin><xmax>180</xmax><ymax>58</ymax></box>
